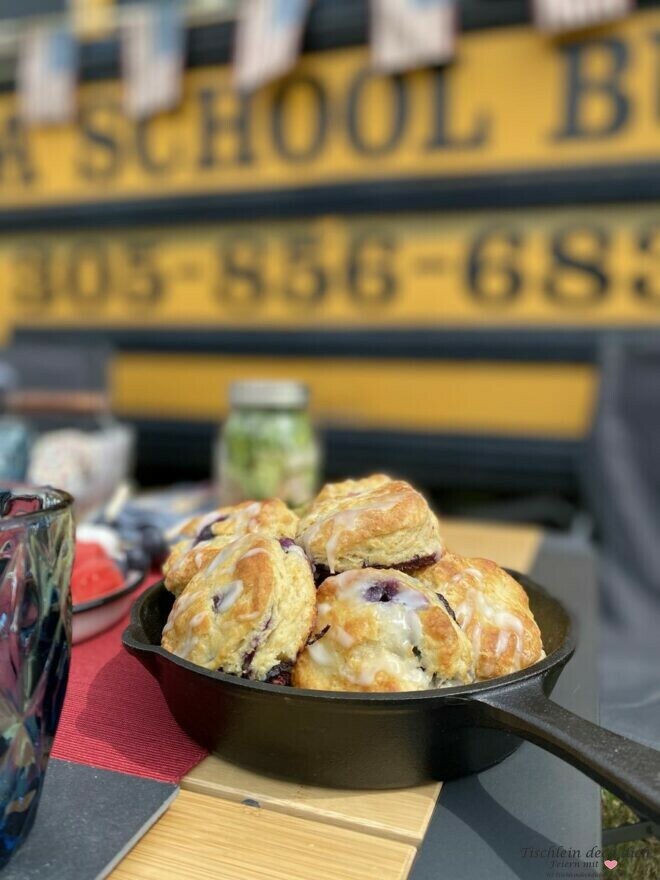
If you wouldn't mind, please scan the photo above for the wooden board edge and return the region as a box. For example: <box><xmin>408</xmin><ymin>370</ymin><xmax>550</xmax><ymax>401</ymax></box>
<box><xmin>180</xmin><ymin>775</ymin><xmax>441</xmax><ymax>847</ymax></box>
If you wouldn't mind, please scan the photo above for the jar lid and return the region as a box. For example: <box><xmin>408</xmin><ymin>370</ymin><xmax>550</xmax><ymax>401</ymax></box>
<box><xmin>229</xmin><ymin>380</ymin><xmax>309</xmax><ymax>409</ymax></box>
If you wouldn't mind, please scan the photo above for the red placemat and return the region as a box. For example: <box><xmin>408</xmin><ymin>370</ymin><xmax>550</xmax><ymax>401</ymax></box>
<box><xmin>52</xmin><ymin>578</ymin><xmax>208</xmax><ymax>783</ymax></box>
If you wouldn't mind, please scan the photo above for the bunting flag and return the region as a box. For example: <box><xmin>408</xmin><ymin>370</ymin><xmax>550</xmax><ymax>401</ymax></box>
<box><xmin>370</xmin><ymin>0</ymin><xmax>458</xmax><ymax>73</ymax></box>
<box><xmin>121</xmin><ymin>3</ymin><xmax>185</xmax><ymax>119</ymax></box>
<box><xmin>17</xmin><ymin>25</ymin><xmax>78</xmax><ymax>125</ymax></box>
<box><xmin>234</xmin><ymin>0</ymin><xmax>311</xmax><ymax>92</ymax></box>
<box><xmin>533</xmin><ymin>0</ymin><xmax>634</xmax><ymax>33</ymax></box>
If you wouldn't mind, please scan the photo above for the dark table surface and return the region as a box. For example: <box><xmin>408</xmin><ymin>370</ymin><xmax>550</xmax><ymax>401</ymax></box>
<box><xmin>3</xmin><ymin>762</ymin><xmax>176</xmax><ymax>880</ymax></box>
<box><xmin>411</xmin><ymin>533</ymin><xmax>602</xmax><ymax>880</ymax></box>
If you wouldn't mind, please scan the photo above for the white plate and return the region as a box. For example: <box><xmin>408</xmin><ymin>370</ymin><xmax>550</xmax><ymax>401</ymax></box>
<box><xmin>72</xmin><ymin>569</ymin><xmax>146</xmax><ymax>644</ymax></box>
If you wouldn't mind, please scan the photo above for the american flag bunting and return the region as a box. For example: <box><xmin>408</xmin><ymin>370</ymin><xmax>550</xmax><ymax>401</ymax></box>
<box><xmin>371</xmin><ymin>0</ymin><xmax>458</xmax><ymax>74</ymax></box>
<box><xmin>122</xmin><ymin>3</ymin><xmax>185</xmax><ymax>119</ymax></box>
<box><xmin>234</xmin><ymin>0</ymin><xmax>311</xmax><ymax>92</ymax></box>
<box><xmin>533</xmin><ymin>0</ymin><xmax>634</xmax><ymax>33</ymax></box>
<box><xmin>18</xmin><ymin>25</ymin><xmax>78</xmax><ymax>125</ymax></box>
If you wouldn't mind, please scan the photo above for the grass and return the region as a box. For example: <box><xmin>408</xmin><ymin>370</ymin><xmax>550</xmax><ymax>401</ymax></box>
<box><xmin>601</xmin><ymin>790</ymin><xmax>660</xmax><ymax>879</ymax></box>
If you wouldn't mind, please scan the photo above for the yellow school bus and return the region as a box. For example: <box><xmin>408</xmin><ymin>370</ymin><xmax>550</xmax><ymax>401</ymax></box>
<box><xmin>3</xmin><ymin>0</ymin><xmax>660</xmax><ymax>491</ymax></box>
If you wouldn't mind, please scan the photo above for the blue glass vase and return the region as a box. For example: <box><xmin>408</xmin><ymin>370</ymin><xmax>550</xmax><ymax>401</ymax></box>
<box><xmin>0</xmin><ymin>487</ymin><xmax>74</xmax><ymax>868</ymax></box>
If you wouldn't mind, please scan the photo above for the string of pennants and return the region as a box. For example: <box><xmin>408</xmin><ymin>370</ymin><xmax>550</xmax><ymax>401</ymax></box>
<box><xmin>18</xmin><ymin>0</ymin><xmax>636</xmax><ymax>125</ymax></box>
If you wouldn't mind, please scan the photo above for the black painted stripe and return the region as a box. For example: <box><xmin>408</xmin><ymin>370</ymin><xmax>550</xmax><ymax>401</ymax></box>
<box><xmin>132</xmin><ymin>417</ymin><xmax>581</xmax><ymax>493</ymax></box>
<box><xmin>13</xmin><ymin>325</ymin><xmax>657</xmax><ymax>364</ymax></box>
<box><xmin>4</xmin><ymin>163</ymin><xmax>660</xmax><ymax>231</ymax></box>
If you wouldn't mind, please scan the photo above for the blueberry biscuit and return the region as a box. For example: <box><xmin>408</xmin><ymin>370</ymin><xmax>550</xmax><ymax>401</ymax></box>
<box><xmin>161</xmin><ymin>534</ymin><xmax>316</xmax><ymax>682</ymax></box>
<box><xmin>416</xmin><ymin>553</ymin><xmax>544</xmax><ymax>679</ymax></box>
<box><xmin>163</xmin><ymin>498</ymin><xmax>298</xmax><ymax>596</ymax></box>
<box><xmin>292</xmin><ymin>568</ymin><xmax>474</xmax><ymax>692</ymax></box>
<box><xmin>296</xmin><ymin>477</ymin><xmax>442</xmax><ymax>576</ymax></box>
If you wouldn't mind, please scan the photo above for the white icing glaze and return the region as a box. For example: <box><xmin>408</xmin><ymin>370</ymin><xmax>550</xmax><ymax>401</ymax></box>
<box><xmin>242</xmin><ymin>501</ymin><xmax>263</xmax><ymax>531</ymax></box>
<box><xmin>393</xmin><ymin>588</ymin><xmax>428</xmax><ymax>611</ymax></box>
<box><xmin>239</xmin><ymin>547</ymin><xmax>268</xmax><ymax>562</ymax></box>
<box><xmin>347</xmin><ymin>650</ymin><xmax>428</xmax><ymax>688</ymax></box>
<box><xmin>194</xmin><ymin>546</ymin><xmax>212</xmax><ymax>568</ymax></box>
<box><xmin>189</xmin><ymin>611</ymin><xmax>207</xmax><ymax>629</ymax></box>
<box><xmin>470</xmin><ymin>622</ymin><xmax>483</xmax><ymax>658</ymax></box>
<box><xmin>477</xmin><ymin>595</ymin><xmax>523</xmax><ymax>659</ymax></box>
<box><xmin>454</xmin><ymin>586</ymin><xmax>525</xmax><ymax>664</ymax></box>
<box><xmin>405</xmin><ymin>609</ymin><xmax>423</xmax><ymax>645</ymax></box>
<box><xmin>286</xmin><ymin>543</ymin><xmax>309</xmax><ymax>562</ymax></box>
<box><xmin>490</xmin><ymin>608</ymin><xmax>524</xmax><ymax>637</ymax></box>
<box><xmin>327</xmin><ymin>569</ymin><xmax>369</xmax><ymax>594</ymax></box>
<box><xmin>176</xmin><ymin>633</ymin><xmax>197</xmax><ymax>660</ymax></box>
<box><xmin>332</xmin><ymin>626</ymin><xmax>355</xmax><ymax>648</ymax></box>
<box><xmin>166</xmin><ymin>516</ymin><xmax>197</xmax><ymax>541</ymax></box>
<box><xmin>195</xmin><ymin>509</ymin><xmax>226</xmax><ymax>534</ymax></box>
<box><xmin>317</xmin><ymin>602</ymin><xmax>331</xmax><ymax>616</ymax></box>
<box><xmin>324</xmin><ymin>516</ymin><xmax>350</xmax><ymax>574</ymax></box>
<box><xmin>450</xmin><ymin>566</ymin><xmax>483</xmax><ymax>589</ymax></box>
<box><xmin>455</xmin><ymin>600</ymin><xmax>472</xmax><ymax>629</ymax></box>
<box><xmin>376</xmin><ymin>604</ymin><xmax>424</xmax><ymax>651</ymax></box>
<box><xmin>170</xmin><ymin>588</ymin><xmax>202</xmax><ymax>620</ymax></box>
<box><xmin>204</xmin><ymin>541</ymin><xmax>240</xmax><ymax>575</ymax></box>
<box><xmin>495</xmin><ymin>629</ymin><xmax>511</xmax><ymax>657</ymax></box>
<box><xmin>213</xmin><ymin>580</ymin><xmax>244</xmax><ymax>612</ymax></box>
<box><xmin>177</xmin><ymin>502</ymin><xmax>264</xmax><ymax>561</ymax></box>
<box><xmin>307</xmin><ymin>640</ymin><xmax>336</xmax><ymax>666</ymax></box>
<box><xmin>300</xmin><ymin>491</ymin><xmax>409</xmax><ymax>572</ymax></box>
<box><xmin>331</xmin><ymin>569</ymin><xmax>429</xmax><ymax>611</ymax></box>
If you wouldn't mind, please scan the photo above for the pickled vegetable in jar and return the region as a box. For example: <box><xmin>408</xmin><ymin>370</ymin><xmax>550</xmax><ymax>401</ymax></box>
<box><xmin>217</xmin><ymin>381</ymin><xmax>320</xmax><ymax>507</ymax></box>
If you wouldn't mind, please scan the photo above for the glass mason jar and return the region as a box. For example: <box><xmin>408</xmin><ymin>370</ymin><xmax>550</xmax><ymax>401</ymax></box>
<box><xmin>217</xmin><ymin>381</ymin><xmax>320</xmax><ymax>508</ymax></box>
<box><xmin>0</xmin><ymin>486</ymin><xmax>74</xmax><ymax>868</ymax></box>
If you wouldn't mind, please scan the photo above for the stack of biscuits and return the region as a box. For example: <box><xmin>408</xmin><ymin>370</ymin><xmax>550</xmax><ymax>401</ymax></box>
<box><xmin>161</xmin><ymin>475</ymin><xmax>544</xmax><ymax>691</ymax></box>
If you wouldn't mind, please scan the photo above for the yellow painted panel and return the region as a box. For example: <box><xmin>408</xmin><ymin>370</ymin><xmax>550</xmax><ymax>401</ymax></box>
<box><xmin>111</xmin><ymin>354</ymin><xmax>598</xmax><ymax>438</ymax></box>
<box><xmin>70</xmin><ymin>0</ymin><xmax>115</xmax><ymax>39</ymax></box>
<box><xmin>1</xmin><ymin>10</ymin><xmax>660</xmax><ymax>207</ymax></box>
<box><xmin>5</xmin><ymin>203</ymin><xmax>660</xmax><ymax>331</ymax></box>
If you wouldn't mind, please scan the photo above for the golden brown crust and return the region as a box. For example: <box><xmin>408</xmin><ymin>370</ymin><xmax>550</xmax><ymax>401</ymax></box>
<box><xmin>161</xmin><ymin>534</ymin><xmax>316</xmax><ymax>680</ymax></box>
<box><xmin>292</xmin><ymin>568</ymin><xmax>474</xmax><ymax>692</ymax></box>
<box><xmin>313</xmin><ymin>474</ymin><xmax>393</xmax><ymax>505</ymax></box>
<box><xmin>162</xmin><ymin>499</ymin><xmax>298</xmax><ymax>596</ymax></box>
<box><xmin>296</xmin><ymin>477</ymin><xmax>442</xmax><ymax>574</ymax></box>
<box><xmin>416</xmin><ymin>552</ymin><xmax>544</xmax><ymax>679</ymax></box>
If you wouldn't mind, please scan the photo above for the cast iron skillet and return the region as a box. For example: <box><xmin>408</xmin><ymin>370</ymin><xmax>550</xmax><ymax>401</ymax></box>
<box><xmin>123</xmin><ymin>573</ymin><xmax>660</xmax><ymax>822</ymax></box>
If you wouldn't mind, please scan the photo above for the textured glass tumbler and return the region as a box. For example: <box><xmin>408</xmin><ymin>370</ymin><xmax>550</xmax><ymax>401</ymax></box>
<box><xmin>0</xmin><ymin>487</ymin><xmax>74</xmax><ymax>868</ymax></box>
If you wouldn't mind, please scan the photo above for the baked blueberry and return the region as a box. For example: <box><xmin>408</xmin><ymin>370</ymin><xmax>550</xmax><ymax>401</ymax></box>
<box><xmin>163</xmin><ymin>499</ymin><xmax>298</xmax><ymax>596</ymax></box>
<box><xmin>293</xmin><ymin>568</ymin><xmax>474</xmax><ymax>692</ymax></box>
<box><xmin>162</xmin><ymin>534</ymin><xmax>315</xmax><ymax>682</ymax></box>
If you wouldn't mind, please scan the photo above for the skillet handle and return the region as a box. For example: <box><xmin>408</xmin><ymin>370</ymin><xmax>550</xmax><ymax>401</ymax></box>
<box><xmin>474</xmin><ymin>678</ymin><xmax>660</xmax><ymax>823</ymax></box>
